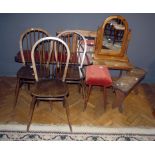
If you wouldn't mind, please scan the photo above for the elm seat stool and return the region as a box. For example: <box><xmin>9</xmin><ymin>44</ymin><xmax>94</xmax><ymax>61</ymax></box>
<box><xmin>112</xmin><ymin>67</ymin><xmax>146</xmax><ymax>112</ymax></box>
<box><xmin>84</xmin><ymin>65</ymin><xmax>112</xmax><ymax>111</ymax></box>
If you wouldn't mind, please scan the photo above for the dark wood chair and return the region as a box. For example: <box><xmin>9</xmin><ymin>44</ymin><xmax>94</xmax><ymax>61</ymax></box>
<box><xmin>27</xmin><ymin>37</ymin><xmax>72</xmax><ymax>132</ymax></box>
<box><xmin>13</xmin><ymin>28</ymin><xmax>50</xmax><ymax>110</ymax></box>
<box><xmin>56</xmin><ymin>30</ymin><xmax>88</xmax><ymax>103</ymax></box>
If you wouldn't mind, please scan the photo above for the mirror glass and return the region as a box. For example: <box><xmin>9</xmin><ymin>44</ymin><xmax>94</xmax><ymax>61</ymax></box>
<box><xmin>102</xmin><ymin>18</ymin><xmax>125</xmax><ymax>52</ymax></box>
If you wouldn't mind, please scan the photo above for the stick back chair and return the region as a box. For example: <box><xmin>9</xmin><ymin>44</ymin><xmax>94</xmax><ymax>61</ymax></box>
<box><xmin>14</xmin><ymin>28</ymin><xmax>50</xmax><ymax>109</ymax></box>
<box><xmin>27</xmin><ymin>37</ymin><xmax>72</xmax><ymax>132</ymax></box>
<box><xmin>56</xmin><ymin>30</ymin><xmax>87</xmax><ymax>103</ymax></box>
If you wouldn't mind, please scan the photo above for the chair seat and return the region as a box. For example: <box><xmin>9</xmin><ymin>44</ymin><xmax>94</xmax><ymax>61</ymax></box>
<box><xmin>17</xmin><ymin>65</ymin><xmax>49</xmax><ymax>80</ymax></box>
<box><xmin>17</xmin><ymin>65</ymin><xmax>34</xmax><ymax>79</ymax></box>
<box><xmin>31</xmin><ymin>79</ymin><xmax>69</xmax><ymax>98</ymax></box>
<box><xmin>56</xmin><ymin>65</ymin><xmax>83</xmax><ymax>82</ymax></box>
<box><xmin>85</xmin><ymin>65</ymin><xmax>112</xmax><ymax>87</ymax></box>
<box><xmin>61</xmin><ymin>65</ymin><xmax>83</xmax><ymax>81</ymax></box>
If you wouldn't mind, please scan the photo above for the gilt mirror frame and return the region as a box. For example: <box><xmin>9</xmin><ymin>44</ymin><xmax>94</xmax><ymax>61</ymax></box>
<box><xmin>94</xmin><ymin>15</ymin><xmax>131</xmax><ymax>62</ymax></box>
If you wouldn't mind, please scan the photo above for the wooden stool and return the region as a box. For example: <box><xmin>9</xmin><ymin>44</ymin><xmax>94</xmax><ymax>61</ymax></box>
<box><xmin>112</xmin><ymin>67</ymin><xmax>146</xmax><ymax>112</ymax></box>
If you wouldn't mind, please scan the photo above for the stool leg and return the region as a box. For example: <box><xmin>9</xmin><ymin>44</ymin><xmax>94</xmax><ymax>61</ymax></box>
<box><xmin>152</xmin><ymin>109</ymin><xmax>155</xmax><ymax>118</ymax></box>
<box><xmin>84</xmin><ymin>85</ymin><xmax>92</xmax><ymax>111</ymax></box>
<box><xmin>133</xmin><ymin>85</ymin><xmax>139</xmax><ymax>95</ymax></box>
<box><xmin>103</xmin><ymin>87</ymin><xmax>107</xmax><ymax>110</ymax></box>
<box><xmin>112</xmin><ymin>89</ymin><xmax>126</xmax><ymax>113</ymax></box>
<box><xmin>49</xmin><ymin>101</ymin><xmax>53</xmax><ymax>111</ymax></box>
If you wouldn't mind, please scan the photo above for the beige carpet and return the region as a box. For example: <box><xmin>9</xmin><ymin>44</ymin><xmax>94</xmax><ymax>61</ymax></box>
<box><xmin>0</xmin><ymin>123</ymin><xmax>155</xmax><ymax>141</ymax></box>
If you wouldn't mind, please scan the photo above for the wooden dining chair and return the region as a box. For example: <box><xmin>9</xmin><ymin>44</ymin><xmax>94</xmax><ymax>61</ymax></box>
<box><xmin>56</xmin><ymin>30</ymin><xmax>88</xmax><ymax>102</ymax></box>
<box><xmin>13</xmin><ymin>28</ymin><xmax>50</xmax><ymax>110</ymax></box>
<box><xmin>27</xmin><ymin>37</ymin><xmax>72</xmax><ymax>132</ymax></box>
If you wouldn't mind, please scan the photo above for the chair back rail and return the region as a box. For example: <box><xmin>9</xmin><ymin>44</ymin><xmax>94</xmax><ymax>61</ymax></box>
<box><xmin>19</xmin><ymin>28</ymin><xmax>50</xmax><ymax>65</ymax></box>
<box><xmin>56</xmin><ymin>30</ymin><xmax>87</xmax><ymax>69</ymax></box>
<box><xmin>31</xmin><ymin>37</ymin><xmax>70</xmax><ymax>82</ymax></box>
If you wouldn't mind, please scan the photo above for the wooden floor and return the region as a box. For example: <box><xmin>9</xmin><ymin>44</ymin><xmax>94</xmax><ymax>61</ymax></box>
<box><xmin>0</xmin><ymin>76</ymin><xmax>155</xmax><ymax>128</ymax></box>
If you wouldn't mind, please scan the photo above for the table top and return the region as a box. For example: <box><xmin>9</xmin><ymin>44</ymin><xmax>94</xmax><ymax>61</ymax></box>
<box><xmin>56</xmin><ymin>29</ymin><xmax>97</xmax><ymax>38</ymax></box>
<box><xmin>93</xmin><ymin>59</ymin><xmax>133</xmax><ymax>70</ymax></box>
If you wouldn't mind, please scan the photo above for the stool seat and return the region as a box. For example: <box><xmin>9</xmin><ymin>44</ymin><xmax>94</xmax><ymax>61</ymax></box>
<box><xmin>112</xmin><ymin>67</ymin><xmax>146</xmax><ymax>112</ymax></box>
<box><xmin>86</xmin><ymin>65</ymin><xmax>112</xmax><ymax>86</ymax></box>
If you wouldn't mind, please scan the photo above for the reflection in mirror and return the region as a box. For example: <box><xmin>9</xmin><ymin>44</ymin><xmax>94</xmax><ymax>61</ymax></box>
<box><xmin>102</xmin><ymin>18</ymin><xmax>125</xmax><ymax>52</ymax></box>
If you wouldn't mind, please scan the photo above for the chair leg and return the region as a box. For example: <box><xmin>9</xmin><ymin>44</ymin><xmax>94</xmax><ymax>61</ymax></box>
<box><xmin>49</xmin><ymin>101</ymin><xmax>53</xmax><ymax>111</ymax></box>
<box><xmin>36</xmin><ymin>100</ymin><xmax>40</xmax><ymax>108</ymax></box>
<box><xmin>83</xmin><ymin>85</ymin><xmax>92</xmax><ymax>111</ymax></box>
<box><xmin>64</xmin><ymin>98</ymin><xmax>72</xmax><ymax>132</ymax></box>
<box><xmin>27</xmin><ymin>96</ymin><xmax>37</xmax><ymax>131</ymax></box>
<box><xmin>79</xmin><ymin>80</ymin><xmax>86</xmax><ymax>98</ymax></box>
<box><xmin>13</xmin><ymin>78</ymin><xmax>22</xmax><ymax>110</ymax></box>
<box><xmin>29</xmin><ymin>99</ymin><xmax>37</xmax><ymax>115</ymax></box>
<box><xmin>79</xmin><ymin>80</ymin><xmax>85</xmax><ymax>99</ymax></box>
<box><xmin>78</xmin><ymin>83</ymin><xmax>81</xmax><ymax>94</ymax></box>
<box><xmin>119</xmin><ymin>70</ymin><xmax>123</xmax><ymax>78</ymax></box>
<box><xmin>14</xmin><ymin>78</ymin><xmax>19</xmax><ymax>95</ymax></box>
<box><xmin>27</xmin><ymin>83</ymin><xmax>30</xmax><ymax>90</ymax></box>
<box><xmin>63</xmin><ymin>100</ymin><xmax>65</xmax><ymax>108</ymax></box>
<box><xmin>103</xmin><ymin>87</ymin><xmax>107</xmax><ymax>110</ymax></box>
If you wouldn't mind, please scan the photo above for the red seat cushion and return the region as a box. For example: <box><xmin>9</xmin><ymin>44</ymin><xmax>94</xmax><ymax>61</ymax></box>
<box><xmin>15</xmin><ymin>50</ymin><xmax>63</xmax><ymax>63</ymax></box>
<box><xmin>15</xmin><ymin>51</ymin><xmax>92</xmax><ymax>65</ymax></box>
<box><xmin>85</xmin><ymin>65</ymin><xmax>112</xmax><ymax>87</ymax></box>
<box><xmin>15</xmin><ymin>50</ymin><xmax>49</xmax><ymax>63</ymax></box>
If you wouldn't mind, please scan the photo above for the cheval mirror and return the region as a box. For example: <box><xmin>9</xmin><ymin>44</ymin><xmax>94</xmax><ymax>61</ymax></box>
<box><xmin>93</xmin><ymin>15</ymin><xmax>133</xmax><ymax>71</ymax></box>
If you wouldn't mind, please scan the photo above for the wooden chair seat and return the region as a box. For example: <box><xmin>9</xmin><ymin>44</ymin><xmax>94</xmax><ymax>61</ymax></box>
<box><xmin>17</xmin><ymin>65</ymin><xmax>34</xmax><ymax>80</ymax></box>
<box><xmin>17</xmin><ymin>65</ymin><xmax>49</xmax><ymax>80</ymax></box>
<box><xmin>31</xmin><ymin>79</ymin><xmax>69</xmax><ymax>98</ymax></box>
<box><xmin>60</xmin><ymin>65</ymin><xmax>82</xmax><ymax>82</ymax></box>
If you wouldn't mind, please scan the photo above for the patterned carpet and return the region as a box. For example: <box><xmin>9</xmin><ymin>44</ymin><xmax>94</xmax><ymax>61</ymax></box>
<box><xmin>0</xmin><ymin>124</ymin><xmax>155</xmax><ymax>141</ymax></box>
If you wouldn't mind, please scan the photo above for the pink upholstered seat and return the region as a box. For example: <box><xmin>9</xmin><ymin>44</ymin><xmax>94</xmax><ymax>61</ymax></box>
<box><xmin>86</xmin><ymin>65</ymin><xmax>112</xmax><ymax>87</ymax></box>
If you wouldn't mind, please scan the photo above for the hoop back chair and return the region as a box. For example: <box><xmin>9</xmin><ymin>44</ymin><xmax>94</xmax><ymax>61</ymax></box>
<box><xmin>27</xmin><ymin>37</ymin><xmax>72</xmax><ymax>132</ymax></box>
<box><xmin>56</xmin><ymin>30</ymin><xmax>87</xmax><ymax>102</ymax></box>
<box><xmin>14</xmin><ymin>28</ymin><xmax>50</xmax><ymax>109</ymax></box>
